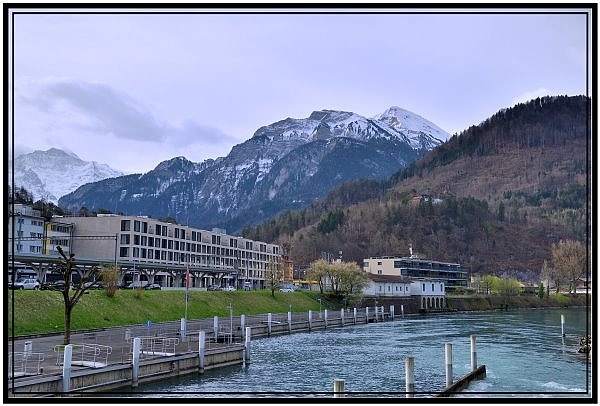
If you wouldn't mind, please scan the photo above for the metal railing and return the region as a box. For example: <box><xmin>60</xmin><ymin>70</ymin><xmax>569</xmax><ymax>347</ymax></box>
<box><xmin>54</xmin><ymin>343</ymin><xmax>112</xmax><ymax>368</ymax></box>
<box><xmin>8</xmin><ymin>352</ymin><xmax>45</xmax><ymax>377</ymax></box>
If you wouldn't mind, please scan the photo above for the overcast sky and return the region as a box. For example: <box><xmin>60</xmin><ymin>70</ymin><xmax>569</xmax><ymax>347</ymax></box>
<box><xmin>8</xmin><ymin>6</ymin><xmax>591</xmax><ymax>174</ymax></box>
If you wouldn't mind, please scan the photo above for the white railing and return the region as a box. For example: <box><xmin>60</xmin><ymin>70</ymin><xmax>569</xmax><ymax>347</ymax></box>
<box><xmin>134</xmin><ymin>336</ymin><xmax>179</xmax><ymax>358</ymax></box>
<box><xmin>54</xmin><ymin>343</ymin><xmax>112</xmax><ymax>368</ymax></box>
<box><xmin>8</xmin><ymin>352</ymin><xmax>44</xmax><ymax>377</ymax></box>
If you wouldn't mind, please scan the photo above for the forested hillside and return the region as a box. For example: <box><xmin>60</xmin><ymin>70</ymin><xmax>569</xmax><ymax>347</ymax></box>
<box><xmin>242</xmin><ymin>95</ymin><xmax>590</xmax><ymax>280</ymax></box>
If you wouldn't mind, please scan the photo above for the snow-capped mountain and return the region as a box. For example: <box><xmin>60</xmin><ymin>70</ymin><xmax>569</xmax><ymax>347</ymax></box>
<box><xmin>59</xmin><ymin>107</ymin><xmax>450</xmax><ymax>231</ymax></box>
<box><xmin>9</xmin><ymin>148</ymin><xmax>124</xmax><ymax>203</ymax></box>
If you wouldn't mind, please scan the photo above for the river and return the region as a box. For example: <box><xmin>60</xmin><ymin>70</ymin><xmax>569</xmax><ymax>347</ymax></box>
<box><xmin>122</xmin><ymin>307</ymin><xmax>593</xmax><ymax>398</ymax></box>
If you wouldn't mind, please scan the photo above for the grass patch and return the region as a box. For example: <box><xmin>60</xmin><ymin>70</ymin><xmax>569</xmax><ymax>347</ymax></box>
<box><xmin>7</xmin><ymin>289</ymin><xmax>328</xmax><ymax>337</ymax></box>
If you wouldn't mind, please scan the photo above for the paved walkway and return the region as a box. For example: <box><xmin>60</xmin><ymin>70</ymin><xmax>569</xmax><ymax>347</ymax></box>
<box><xmin>8</xmin><ymin>317</ymin><xmax>245</xmax><ymax>382</ymax></box>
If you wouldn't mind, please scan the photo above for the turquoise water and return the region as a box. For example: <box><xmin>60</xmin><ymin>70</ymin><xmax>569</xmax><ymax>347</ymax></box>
<box><xmin>126</xmin><ymin>307</ymin><xmax>593</xmax><ymax>398</ymax></box>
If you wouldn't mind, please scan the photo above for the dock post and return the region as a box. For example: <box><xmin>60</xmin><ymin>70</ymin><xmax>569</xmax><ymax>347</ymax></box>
<box><xmin>244</xmin><ymin>327</ymin><xmax>252</xmax><ymax>365</ymax></box>
<box><xmin>333</xmin><ymin>378</ymin><xmax>345</xmax><ymax>398</ymax></box>
<box><xmin>341</xmin><ymin>308</ymin><xmax>345</xmax><ymax>326</ymax></box>
<box><xmin>180</xmin><ymin>317</ymin><xmax>187</xmax><ymax>341</ymax></box>
<box><xmin>375</xmin><ymin>305</ymin><xmax>378</xmax><ymax>321</ymax></box>
<box><xmin>198</xmin><ymin>330</ymin><xmax>206</xmax><ymax>373</ymax></box>
<box><xmin>62</xmin><ymin>344</ymin><xmax>73</xmax><ymax>392</ymax></box>
<box><xmin>132</xmin><ymin>337</ymin><xmax>141</xmax><ymax>388</ymax></box>
<box><xmin>308</xmin><ymin>310</ymin><xmax>313</xmax><ymax>331</ymax></box>
<box><xmin>405</xmin><ymin>356</ymin><xmax>415</xmax><ymax>398</ymax></box>
<box><xmin>470</xmin><ymin>335</ymin><xmax>477</xmax><ymax>371</ymax></box>
<box><xmin>240</xmin><ymin>314</ymin><xmax>246</xmax><ymax>339</ymax></box>
<box><xmin>288</xmin><ymin>311</ymin><xmax>292</xmax><ymax>333</ymax></box>
<box><xmin>267</xmin><ymin>313</ymin><xmax>272</xmax><ymax>336</ymax></box>
<box><xmin>24</xmin><ymin>341</ymin><xmax>32</xmax><ymax>356</ymax></box>
<box><xmin>390</xmin><ymin>304</ymin><xmax>395</xmax><ymax>320</ymax></box>
<box><xmin>324</xmin><ymin>309</ymin><xmax>328</xmax><ymax>328</ymax></box>
<box><xmin>561</xmin><ymin>314</ymin><xmax>565</xmax><ymax>337</ymax></box>
<box><xmin>213</xmin><ymin>316</ymin><xmax>219</xmax><ymax>342</ymax></box>
<box><xmin>445</xmin><ymin>343</ymin><xmax>453</xmax><ymax>387</ymax></box>
<box><xmin>401</xmin><ymin>304</ymin><xmax>405</xmax><ymax>318</ymax></box>
<box><xmin>365</xmin><ymin>306</ymin><xmax>369</xmax><ymax>323</ymax></box>
<box><xmin>353</xmin><ymin>307</ymin><xmax>357</xmax><ymax>324</ymax></box>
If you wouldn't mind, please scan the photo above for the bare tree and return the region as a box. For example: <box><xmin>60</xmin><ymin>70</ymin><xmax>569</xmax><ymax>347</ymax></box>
<box><xmin>55</xmin><ymin>246</ymin><xmax>101</xmax><ymax>344</ymax></box>
<box><xmin>551</xmin><ymin>239</ymin><xmax>587</xmax><ymax>294</ymax></box>
<box><xmin>264</xmin><ymin>258</ymin><xmax>282</xmax><ymax>298</ymax></box>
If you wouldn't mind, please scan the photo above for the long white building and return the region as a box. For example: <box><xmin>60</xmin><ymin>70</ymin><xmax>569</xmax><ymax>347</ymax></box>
<box><xmin>69</xmin><ymin>214</ymin><xmax>280</xmax><ymax>289</ymax></box>
<box><xmin>8</xmin><ymin>205</ymin><xmax>280</xmax><ymax>289</ymax></box>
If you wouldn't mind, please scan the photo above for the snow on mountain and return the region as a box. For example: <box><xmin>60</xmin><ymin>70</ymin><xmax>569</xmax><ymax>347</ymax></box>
<box><xmin>58</xmin><ymin>105</ymin><xmax>450</xmax><ymax>232</ymax></box>
<box><xmin>372</xmin><ymin>106</ymin><xmax>451</xmax><ymax>149</ymax></box>
<box><xmin>10</xmin><ymin>148</ymin><xmax>124</xmax><ymax>203</ymax></box>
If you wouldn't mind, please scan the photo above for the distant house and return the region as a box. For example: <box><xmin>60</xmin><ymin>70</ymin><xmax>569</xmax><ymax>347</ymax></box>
<box><xmin>363</xmin><ymin>273</ymin><xmax>446</xmax><ymax>309</ymax></box>
<box><xmin>363</xmin><ymin>274</ymin><xmax>412</xmax><ymax>297</ymax></box>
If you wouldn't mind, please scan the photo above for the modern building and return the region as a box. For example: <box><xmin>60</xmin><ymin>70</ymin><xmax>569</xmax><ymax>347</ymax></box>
<box><xmin>68</xmin><ymin>214</ymin><xmax>280</xmax><ymax>289</ymax></box>
<box><xmin>363</xmin><ymin>246</ymin><xmax>468</xmax><ymax>292</ymax></box>
<box><xmin>8</xmin><ymin>205</ymin><xmax>281</xmax><ymax>289</ymax></box>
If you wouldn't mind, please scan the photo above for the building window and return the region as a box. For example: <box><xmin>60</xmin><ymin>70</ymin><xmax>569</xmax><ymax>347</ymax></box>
<box><xmin>121</xmin><ymin>220</ymin><xmax>131</xmax><ymax>231</ymax></box>
<box><xmin>422</xmin><ymin>283</ymin><xmax>426</xmax><ymax>292</ymax></box>
<box><xmin>134</xmin><ymin>220</ymin><xmax>140</xmax><ymax>232</ymax></box>
<box><xmin>377</xmin><ymin>270</ymin><xmax>382</xmax><ymax>275</ymax></box>
<box><xmin>119</xmin><ymin>247</ymin><xmax>129</xmax><ymax>257</ymax></box>
<box><xmin>120</xmin><ymin>234</ymin><xmax>130</xmax><ymax>244</ymax></box>
<box><xmin>432</xmin><ymin>283</ymin><xmax>435</xmax><ymax>292</ymax></box>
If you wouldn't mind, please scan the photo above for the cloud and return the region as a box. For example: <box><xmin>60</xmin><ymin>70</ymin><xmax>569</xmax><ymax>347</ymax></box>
<box><xmin>17</xmin><ymin>77</ymin><xmax>169</xmax><ymax>142</ymax></box>
<box><xmin>13</xmin><ymin>77</ymin><xmax>241</xmax><ymax>173</ymax></box>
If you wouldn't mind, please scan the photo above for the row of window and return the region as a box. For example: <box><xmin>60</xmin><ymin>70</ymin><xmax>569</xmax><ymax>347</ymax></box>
<box><xmin>119</xmin><ymin>220</ymin><xmax>271</xmax><ymax>252</ymax></box>
<box><xmin>119</xmin><ymin>244</ymin><xmax>271</xmax><ymax>265</ymax></box>
<box><xmin>119</xmin><ymin>234</ymin><xmax>271</xmax><ymax>258</ymax></box>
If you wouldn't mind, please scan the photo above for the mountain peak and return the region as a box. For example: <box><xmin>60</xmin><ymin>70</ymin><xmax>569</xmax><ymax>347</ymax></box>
<box><xmin>10</xmin><ymin>148</ymin><xmax>123</xmax><ymax>203</ymax></box>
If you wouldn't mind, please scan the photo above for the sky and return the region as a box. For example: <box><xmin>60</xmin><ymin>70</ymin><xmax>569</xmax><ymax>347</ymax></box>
<box><xmin>8</xmin><ymin>5</ymin><xmax>592</xmax><ymax>174</ymax></box>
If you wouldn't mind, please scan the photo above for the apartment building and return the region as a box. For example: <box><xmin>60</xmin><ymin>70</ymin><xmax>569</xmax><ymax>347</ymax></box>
<box><xmin>69</xmin><ymin>214</ymin><xmax>280</xmax><ymax>289</ymax></box>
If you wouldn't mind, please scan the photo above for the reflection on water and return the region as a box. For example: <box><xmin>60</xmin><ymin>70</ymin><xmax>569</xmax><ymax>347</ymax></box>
<box><xmin>125</xmin><ymin>307</ymin><xmax>592</xmax><ymax>398</ymax></box>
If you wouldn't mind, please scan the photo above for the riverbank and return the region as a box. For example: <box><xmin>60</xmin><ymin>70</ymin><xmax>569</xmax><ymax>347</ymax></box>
<box><xmin>9</xmin><ymin>290</ymin><xmax>590</xmax><ymax>338</ymax></box>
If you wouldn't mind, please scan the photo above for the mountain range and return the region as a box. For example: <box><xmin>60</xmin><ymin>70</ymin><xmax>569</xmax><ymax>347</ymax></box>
<box><xmin>242</xmin><ymin>95</ymin><xmax>589</xmax><ymax>278</ymax></box>
<box><xmin>56</xmin><ymin>107</ymin><xmax>450</xmax><ymax>231</ymax></box>
<box><xmin>9</xmin><ymin>148</ymin><xmax>123</xmax><ymax>203</ymax></box>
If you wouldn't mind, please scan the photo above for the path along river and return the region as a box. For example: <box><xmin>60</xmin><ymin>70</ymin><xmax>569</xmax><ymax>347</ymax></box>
<box><xmin>120</xmin><ymin>307</ymin><xmax>593</xmax><ymax>399</ymax></box>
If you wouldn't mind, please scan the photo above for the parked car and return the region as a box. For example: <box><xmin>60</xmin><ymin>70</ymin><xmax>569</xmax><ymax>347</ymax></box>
<box><xmin>144</xmin><ymin>283</ymin><xmax>161</xmax><ymax>290</ymax></box>
<box><xmin>222</xmin><ymin>286</ymin><xmax>236</xmax><ymax>292</ymax></box>
<box><xmin>123</xmin><ymin>281</ymin><xmax>148</xmax><ymax>289</ymax></box>
<box><xmin>40</xmin><ymin>280</ymin><xmax>71</xmax><ymax>290</ymax></box>
<box><xmin>82</xmin><ymin>281</ymin><xmax>103</xmax><ymax>290</ymax></box>
<box><xmin>279</xmin><ymin>287</ymin><xmax>294</xmax><ymax>293</ymax></box>
<box><xmin>10</xmin><ymin>278</ymin><xmax>40</xmax><ymax>290</ymax></box>
<box><xmin>207</xmin><ymin>285</ymin><xmax>222</xmax><ymax>291</ymax></box>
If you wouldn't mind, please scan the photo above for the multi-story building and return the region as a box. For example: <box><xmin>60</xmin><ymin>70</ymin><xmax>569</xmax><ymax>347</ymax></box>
<box><xmin>8</xmin><ymin>205</ymin><xmax>280</xmax><ymax>289</ymax></box>
<box><xmin>363</xmin><ymin>247</ymin><xmax>468</xmax><ymax>292</ymax></box>
<box><xmin>68</xmin><ymin>214</ymin><xmax>280</xmax><ymax>289</ymax></box>
<box><xmin>8</xmin><ymin>204</ymin><xmax>45</xmax><ymax>256</ymax></box>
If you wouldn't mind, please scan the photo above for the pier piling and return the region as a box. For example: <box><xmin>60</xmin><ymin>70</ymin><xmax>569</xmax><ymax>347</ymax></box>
<box><xmin>198</xmin><ymin>331</ymin><xmax>206</xmax><ymax>373</ymax></box>
<box><xmin>333</xmin><ymin>379</ymin><xmax>345</xmax><ymax>398</ymax></box>
<box><xmin>445</xmin><ymin>343</ymin><xmax>453</xmax><ymax>387</ymax></box>
<box><xmin>561</xmin><ymin>314</ymin><xmax>565</xmax><ymax>337</ymax></box>
<box><xmin>131</xmin><ymin>337</ymin><xmax>141</xmax><ymax>388</ymax></box>
<box><xmin>62</xmin><ymin>344</ymin><xmax>72</xmax><ymax>392</ymax></box>
<box><xmin>244</xmin><ymin>327</ymin><xmax>252</xmax><ymax>365</ymax></box>
<box><xmin>405</xmin><ymin>356</ymin><xmax>415</xmax><ymax>398</ymax></box>
<box><xmin>470</xmin><ymin>335</ymin><xmax>477</xmax><ymax>371</ymax></box>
